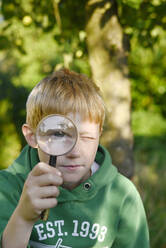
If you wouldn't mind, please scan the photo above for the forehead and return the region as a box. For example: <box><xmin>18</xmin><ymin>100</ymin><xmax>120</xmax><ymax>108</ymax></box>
<box><xmin>66</xmin><ymin>113</ymin><xmax>100</xmax><ymax>134</ymax></box>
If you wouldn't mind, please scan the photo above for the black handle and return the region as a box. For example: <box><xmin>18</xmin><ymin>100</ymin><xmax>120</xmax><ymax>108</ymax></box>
<box><xmin>49</xmin><ymin>155</ymin><xmax>57</xmax><ymax>167</ymax></box>
<box><xmin>41</xmin><ymin>155</ymin><xmax>57</xmax><ymax>221</ymax></box>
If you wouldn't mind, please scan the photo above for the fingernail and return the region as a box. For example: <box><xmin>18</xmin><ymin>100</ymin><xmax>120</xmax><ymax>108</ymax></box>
<box><xmin>57</xmin><ymin>170</ymin><xmax>62</xmax><ymax>176</ymax></box>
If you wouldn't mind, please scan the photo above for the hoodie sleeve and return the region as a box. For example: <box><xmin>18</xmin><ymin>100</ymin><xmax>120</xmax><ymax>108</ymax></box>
<box><xmin>0</xmin><ymin>171</ymin><xmax>31</xmax><ymax>248</ymax></box>
<box><xmin>112</xmin><ymin>185</ymin><xmax>150</xmax><ymax>248</ymax></box>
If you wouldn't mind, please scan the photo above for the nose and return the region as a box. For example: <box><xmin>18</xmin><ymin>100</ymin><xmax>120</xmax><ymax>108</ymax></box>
<box><xmin>66</xmin><ymin>136</ymin><xmax>80</xmax><ymax>158</ymax></box>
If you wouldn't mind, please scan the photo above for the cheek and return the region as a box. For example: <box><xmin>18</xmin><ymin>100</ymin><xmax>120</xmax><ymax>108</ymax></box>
<box><xmin>84</xmin><ymin>141</ymin><xmax>99</xmax><ymax>162</ymax></box>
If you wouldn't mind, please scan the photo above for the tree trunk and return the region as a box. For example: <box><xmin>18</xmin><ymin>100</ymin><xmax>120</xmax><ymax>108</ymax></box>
<box><xmin>86</xmin><ymin>0</ymin><xmax>134</xmax><ymax>178</ymax></box>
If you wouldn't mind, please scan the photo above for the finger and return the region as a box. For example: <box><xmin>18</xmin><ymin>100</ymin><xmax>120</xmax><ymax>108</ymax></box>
<box><xmin>38</xmin><ymin>186</ymin><xmax>60</xmax><ymax>199</ymax></box>
<box><xmin>36</xmin><ymin>198</ymin><xmax>58</xmax><ymax>211</ymax></box>
<box><xmin>31</xmin><ymin>162</ymin><xmax>50</xmax><ymax>176</ymax></box>
<box><xmin>35</xmin><ymin>173</ymin><xmax>63</xmax><ymax>187</ymax></box>
<box><xmin>31</xmin><ymin>162</ymin><xmax>62</xmax><ymax>177</ymax></box>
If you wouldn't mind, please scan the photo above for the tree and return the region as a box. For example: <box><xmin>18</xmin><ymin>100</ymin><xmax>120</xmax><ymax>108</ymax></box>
<box><xmin>86</xmin><ymin>0</ymin><xmax>134</xmax><ymax>178</ymax></box>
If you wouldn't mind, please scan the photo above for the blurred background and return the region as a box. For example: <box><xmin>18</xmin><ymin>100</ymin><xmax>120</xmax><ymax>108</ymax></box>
<box><xmin>0</xmin><ymin>0</ymin><xmax>166</xmax><ymax>247</ymax></box>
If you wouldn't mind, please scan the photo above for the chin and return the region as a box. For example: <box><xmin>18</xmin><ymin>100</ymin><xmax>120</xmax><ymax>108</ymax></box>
<box><xmin>62</xmin><ymin>182</ymin><xmax>77</xmax><ymax>190</ymax></box>
<box><xmin>62</xmin><ymin>178</ymin><xmax>82</xmax><ymax>190</ymax></box>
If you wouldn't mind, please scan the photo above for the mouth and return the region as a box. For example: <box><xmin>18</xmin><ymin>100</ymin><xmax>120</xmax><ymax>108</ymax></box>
<box><xmin>60</xmin><ymin>164</ymin><xmax>82</xmax><ymax>171</ymax></box>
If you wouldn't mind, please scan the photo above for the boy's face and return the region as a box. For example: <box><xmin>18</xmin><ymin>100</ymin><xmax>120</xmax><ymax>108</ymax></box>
<box><xmin>38</xmin><ymin>113</ymin><xmax>100</xmax><ymax>190</ymax></box>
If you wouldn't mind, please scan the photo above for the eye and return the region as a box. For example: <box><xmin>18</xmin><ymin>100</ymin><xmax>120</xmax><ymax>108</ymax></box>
<box><xmin>52</xmin><ymin>130</ymin><xmax>73</xmax><ymax>138</ymax></box>
<box><xmin>53</xmin><ymin>131</ymin><xmax>66</xmax><ymax>137</ymax></box>
<box><xmin>45</xmin><ymin>129</ymin><xmax>72</xmax><ymax>138</ymax></box>
<box><xmin>81</xmin><ymin>136</ymin><xmax>96</xmax><ymax>141</ymax></box>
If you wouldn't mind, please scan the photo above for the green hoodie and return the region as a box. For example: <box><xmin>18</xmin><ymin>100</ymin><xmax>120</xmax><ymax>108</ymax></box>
<box><xmin>0</xmin><ymin>145</ymin><xmax>149</xmax><ymax>248</ymax></box>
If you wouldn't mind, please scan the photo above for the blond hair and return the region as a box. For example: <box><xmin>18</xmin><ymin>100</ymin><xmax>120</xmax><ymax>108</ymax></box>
<box><xmin>26</xmin><ymin>68</ymin><xmax>105</xmax><ymax>131</ymax></box>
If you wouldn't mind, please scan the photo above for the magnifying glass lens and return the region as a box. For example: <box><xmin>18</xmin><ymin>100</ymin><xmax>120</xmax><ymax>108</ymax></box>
<box><xmin>36</xmin><ymin>115</ymin><xmax>77</xmax><ymax>156</ymax></box>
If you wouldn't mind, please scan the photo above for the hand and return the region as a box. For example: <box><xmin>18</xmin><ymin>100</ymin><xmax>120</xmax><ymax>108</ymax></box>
<box><xmin>17</xmin><ymin>162</ymin><xmax>63</xmax><ymax>222</ymax></box>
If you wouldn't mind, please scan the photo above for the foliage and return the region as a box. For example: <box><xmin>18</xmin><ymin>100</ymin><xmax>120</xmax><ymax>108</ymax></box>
<box><xmin>132</xmin><ymin>111</ymin><xmax>166</xmax><ymax>248</ymax></box>
<box><xmin>118</xmin><ymin>0</ymin><xmax>166</xmax><ymax>118</ymax></box>
<box><xmin>119</xmin><ymin>0</ymin><xmax>166</xmax><ymax>47</ymax></box>
<box><xmin>133</xmin><ymin>137</ymin><xmax>166</xmax><ymax>248</ymax></box>
<box><xmin>132</xmin><ymin>111</ymin><xmax>166</xmax><ymax>136</ymax></box>
<box><xmin>0</xmin><ymin>0</ymin><xmax>90</xmax><ymax>167</ymax></box>
<box><xmin>129</xmin><ymin>23</ymin><xmax>166</xmax><ymax>117</ymax></box>
<box><xmin>117</xmin><ymin>0</ymin><xmax>143</xmax><ymax>9</ymax></box>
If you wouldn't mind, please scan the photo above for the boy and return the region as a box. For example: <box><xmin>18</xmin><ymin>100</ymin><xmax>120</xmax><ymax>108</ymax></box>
<box><xmin>0</xmin><ymin>68</ymin><xmax>149</xmax><ymax>248</ymax></box>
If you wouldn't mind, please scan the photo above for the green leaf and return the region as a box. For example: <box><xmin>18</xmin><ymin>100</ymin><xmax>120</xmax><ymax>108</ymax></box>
<box><xmin>117</xmin><ymin>0</ymin><xmax>143</xmax><ymax>9</ymax></box>
<box><xmin>0</xmin><ymin>36</ymin><xmax>11</xmax><ymax>49</ymax></box>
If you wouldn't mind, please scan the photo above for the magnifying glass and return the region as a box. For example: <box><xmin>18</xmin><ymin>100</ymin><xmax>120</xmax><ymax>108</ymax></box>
<box><xmin>36</xmin><ymin>114</ymin><xmax>78</xmax><ymax>220</ymax></box>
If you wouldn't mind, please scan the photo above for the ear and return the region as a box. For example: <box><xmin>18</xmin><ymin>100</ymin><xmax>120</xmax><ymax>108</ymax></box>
<box><xmin>22</xmin><ymin>124</ymin><xmax>38</xmax><ymax>148</ymax></box>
